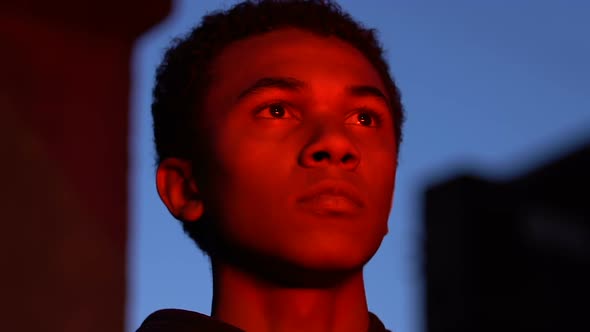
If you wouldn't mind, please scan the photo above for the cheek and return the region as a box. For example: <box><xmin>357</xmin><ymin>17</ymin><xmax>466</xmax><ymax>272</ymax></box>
<box><xmin>365</xmin><ymin>148</ymin><xmax>397</xmax><ymax>215</ymax></box>
<box><xmin>217</xmin><ymin>134</ymin><xmax>289</xmax><ymax>184</ymax></box>
<box><xmin>208</xmin><ymin>131</ymin><xmax>293</xmax><ymax>230</ymax></box>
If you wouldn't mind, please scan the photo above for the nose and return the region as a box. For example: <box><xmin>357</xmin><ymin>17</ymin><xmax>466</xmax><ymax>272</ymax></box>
<box><xmin>298</xmin><ymin>123</ymin><xmax>360</xmax><ymax>171</ymax></box>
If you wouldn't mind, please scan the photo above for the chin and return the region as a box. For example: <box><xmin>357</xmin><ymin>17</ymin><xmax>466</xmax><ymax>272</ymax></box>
<box><xmin>215</xmin><ymin>235</ymin><xmax>382</xmax><ymax>287</ymax></box>
<box><xmin>264</xmin><ymin>234</ymin><xmax>384</xmax><ymax>284</ymax></box>
<box><xmin>294</xmin><ymin>240</ymin><xmax>382</xmax><ymax>272</ymax></box>
<box><xmin>293</xmin><ymin>224</ymin><xmax>385</xmax><ymax>264</ymax></box>
<box><xmin>275</xmin><ymin>249</ymin><xmax>378</xmax><ymax>287</ymax></box>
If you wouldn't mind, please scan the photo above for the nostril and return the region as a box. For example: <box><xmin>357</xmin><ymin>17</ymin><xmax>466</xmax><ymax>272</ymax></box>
<box><xmin>312</xmin><ymin>151</ymin><xmax>330</xmax><ymax>162</ymax></box>
<box><xmin>342</xmin><ymin>153</ymin><xmax>356</xmax><ymax>164</ymax></box>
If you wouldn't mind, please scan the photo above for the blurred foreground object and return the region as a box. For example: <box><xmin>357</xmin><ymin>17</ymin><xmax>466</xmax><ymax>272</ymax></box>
<box><xmin>424</xmin><ymin>139</ymin><xmax>590</xmax><ymax>332</ymax></box>
<box><xmin>0</xmin><ymin>1</ymin><xmax>169</xmax><ymax>332</ymax></box>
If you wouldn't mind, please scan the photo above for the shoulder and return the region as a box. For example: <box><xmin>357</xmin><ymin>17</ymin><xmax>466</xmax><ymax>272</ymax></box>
<box><xmin>368</xmin><ymin>312</ymin><xmax>392</xmax><ymax>332</ymax></box>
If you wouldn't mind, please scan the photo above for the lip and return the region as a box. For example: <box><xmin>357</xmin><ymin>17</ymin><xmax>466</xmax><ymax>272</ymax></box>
<box><xmin>296</xmin><ymin>180</ymin><xmax>365</xmax><ymax>215</ymax></box>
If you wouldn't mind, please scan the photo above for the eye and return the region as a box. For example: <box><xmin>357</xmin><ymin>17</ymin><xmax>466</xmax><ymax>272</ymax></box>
<box><xmin>255</xmin><ymin>103</ymin><xmax>296</xmax><ymax>120</ymax></box>
<box><xmin>345</xmin><ymin>109</ymin><xmax>383</xmax><ymax>128</ymax></box>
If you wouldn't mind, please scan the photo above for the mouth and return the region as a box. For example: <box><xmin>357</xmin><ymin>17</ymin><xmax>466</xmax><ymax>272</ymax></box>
<box><xmin>296</xmin><ymin>181</ymin><xmax>365</xmax><ymax>216</ymax></box>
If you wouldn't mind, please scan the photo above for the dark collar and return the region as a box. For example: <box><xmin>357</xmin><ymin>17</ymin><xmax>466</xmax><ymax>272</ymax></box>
<box><xmin>137</xmin><ymin>309</ymin><xmax>391</xmax><ymax>332</ymax></box>
<box><xmin>137</xmin><ymin>309</ymin><xmax>242</xmax><ymax>332</ymax></box>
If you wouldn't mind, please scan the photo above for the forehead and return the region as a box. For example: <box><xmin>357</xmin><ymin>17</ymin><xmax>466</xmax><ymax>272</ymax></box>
<box><xmin>206</xmin><ymin>28</ymin><xmax>386</xmax><ymax>104</ymax></box>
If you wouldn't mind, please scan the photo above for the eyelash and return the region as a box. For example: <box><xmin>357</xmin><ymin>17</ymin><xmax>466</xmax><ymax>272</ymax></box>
<box><xmin>255</xmin><ymin>102</ymin><xmax>384</xmax><ymax>127</ymax></box>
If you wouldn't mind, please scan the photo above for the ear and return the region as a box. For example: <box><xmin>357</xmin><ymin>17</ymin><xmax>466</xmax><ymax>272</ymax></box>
<box><xmin>156</xmin><ymin>158</ymin><xmax>204</xmax><ymax>222</ymax></box>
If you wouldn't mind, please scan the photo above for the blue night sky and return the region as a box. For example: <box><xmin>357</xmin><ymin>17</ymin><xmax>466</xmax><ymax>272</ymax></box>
<box><xmin>127</xmin><ymin>1</ymin><xmax>590</xmax><ymax>331</ymax></box>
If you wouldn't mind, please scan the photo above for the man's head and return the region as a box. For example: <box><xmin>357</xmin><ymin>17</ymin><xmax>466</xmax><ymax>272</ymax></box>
<box><xmin>153</xmin><ymin>0</ymin><xmax>404</xmax><ymax>282</ymax></box>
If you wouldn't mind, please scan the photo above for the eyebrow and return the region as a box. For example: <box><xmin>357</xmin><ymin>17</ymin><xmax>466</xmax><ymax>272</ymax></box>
<box><xmin>346</xmin><ymin>85</ymin><xmax>390</xmax><ymax>105</ymax></box>
<box><xmin>236</xmin><ymin>76</ymin><xmax>389</xmax><ymax>106</ymax></box>
<box><xmin>237</xmin><ymin>77</ymin><xmax>307</xmax><ymax>100</ymax></box>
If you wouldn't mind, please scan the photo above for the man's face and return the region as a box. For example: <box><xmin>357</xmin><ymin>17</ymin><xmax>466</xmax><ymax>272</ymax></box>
<box><xmin>197</xmin><ymin>28</ymin><xmax>397</xmax><ymax>273</ymax></box>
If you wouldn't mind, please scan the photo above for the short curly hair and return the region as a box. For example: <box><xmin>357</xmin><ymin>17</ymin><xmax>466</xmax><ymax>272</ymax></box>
<box><xmin>152</xmin><ymin>0</ymin><xmax>405</xmax><ymax>255</ymax></box>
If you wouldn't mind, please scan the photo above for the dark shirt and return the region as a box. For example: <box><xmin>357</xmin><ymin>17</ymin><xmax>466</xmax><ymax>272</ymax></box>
<box><xmin>137</xmin><ymin>309</ymin><xmax>391</xmax><ymax>332</ymax></box>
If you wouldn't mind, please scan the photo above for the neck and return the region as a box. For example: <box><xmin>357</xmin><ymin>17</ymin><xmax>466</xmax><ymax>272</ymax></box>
<box><xmin>211</xmin><ymin>263</ymin><xmax>369</xmax><ymax>332</ymax></box>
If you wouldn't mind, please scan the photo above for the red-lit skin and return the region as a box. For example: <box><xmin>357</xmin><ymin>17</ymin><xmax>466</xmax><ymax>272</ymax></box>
<box><xmin>157</xmin><ymin>28</ymin><xmax>397</xmax><ymax>332</ymax></box>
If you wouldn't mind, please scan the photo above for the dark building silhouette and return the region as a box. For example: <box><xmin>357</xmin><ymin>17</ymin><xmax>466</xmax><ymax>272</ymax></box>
<box><xmin>1</xmin><ymin>2</ymin><xmax>169</xmax><ymax>332</ymax></box>
<box><xmin>424</xmin><ymin>139</ymin><xmax>590</xmax><ymax>332</ymax></box>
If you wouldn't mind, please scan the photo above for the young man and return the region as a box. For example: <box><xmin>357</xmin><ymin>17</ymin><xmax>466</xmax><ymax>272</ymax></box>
<box><xmin>138</xmin><ymin>0</ymin><xmax>404</xmax><ymax>331</ymax></box>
